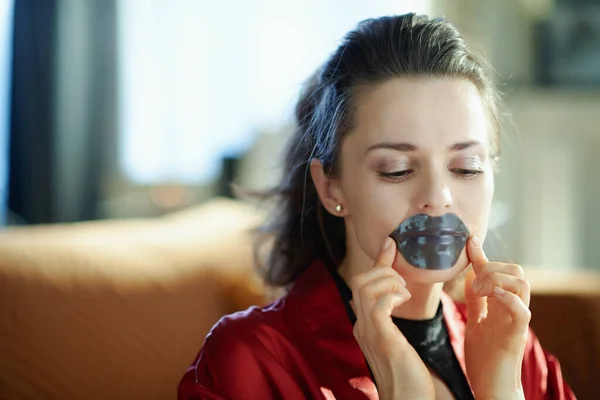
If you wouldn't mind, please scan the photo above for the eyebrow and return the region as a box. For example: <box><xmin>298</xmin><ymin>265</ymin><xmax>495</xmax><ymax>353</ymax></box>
<box><xmin>365</xmin><ymin>140</ymin><xmax>483</xmax><ymax>155</ymax></box>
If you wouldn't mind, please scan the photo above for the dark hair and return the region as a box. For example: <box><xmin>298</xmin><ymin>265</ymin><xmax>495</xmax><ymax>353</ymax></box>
<box><xmin>255</xmin><ymin>13</ymin><xmax>501</xmax><ymax>287</ymax></box>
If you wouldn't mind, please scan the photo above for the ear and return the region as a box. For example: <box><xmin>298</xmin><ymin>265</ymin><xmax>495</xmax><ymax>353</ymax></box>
<box><xmin>309</xmin><ymin>158</ymin><xmax>347</xmax><ymax>216</ymax></box>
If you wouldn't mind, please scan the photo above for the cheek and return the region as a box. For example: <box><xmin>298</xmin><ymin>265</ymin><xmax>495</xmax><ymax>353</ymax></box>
<box><xmin>458</xmin><ymin>174</ymin><xmax>494</xmax><ymax>240</ymax></box>
<box><xmin>342</xmin><ymin>177</ymin><xmax>412</xmax><ymax>258</ymax></box>
<box><xmin>479</xmin><ymin>175</ymin><xmax>495</xmax><ymax>241</ymax></box>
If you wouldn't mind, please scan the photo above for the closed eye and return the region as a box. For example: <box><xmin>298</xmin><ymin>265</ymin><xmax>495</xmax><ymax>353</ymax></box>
<box><xmin>451</xmin><ymin>168</ymin><xmax>484</xmax><ymax>178</ymax></box>
<box><xmin>377</xmin><ymin>170</ymin><xmax>413</xmax><ymax>182</ymax></box>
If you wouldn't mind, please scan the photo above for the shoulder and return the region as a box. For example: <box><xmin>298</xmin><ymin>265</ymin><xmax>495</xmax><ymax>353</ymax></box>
<box><xmin>203</xmin><ymin>300</ymin><xmax>288</xmax><ymax>356</ymax></box>
<box><xmin>178</xmin><ymin>300</ymin><xmax>293</xmax><ymax>397</ymax></box>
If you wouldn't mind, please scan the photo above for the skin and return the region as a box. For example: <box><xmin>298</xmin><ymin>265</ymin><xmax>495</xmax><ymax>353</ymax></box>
<box><xmin>310</xmin><ymin>78</ymin><xmax>530</xmax><ymax>399</ymax></box>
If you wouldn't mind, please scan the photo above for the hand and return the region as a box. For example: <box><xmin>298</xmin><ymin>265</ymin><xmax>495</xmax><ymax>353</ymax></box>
<box><xmin>350</xmin><ymin>237</ymin><xmax>435</xmax><ymax>400</ymax></box>
<box><xmin>464</xmin><ymin>236</ymin><xmax>531</xmax><ymax>400</ymax></box>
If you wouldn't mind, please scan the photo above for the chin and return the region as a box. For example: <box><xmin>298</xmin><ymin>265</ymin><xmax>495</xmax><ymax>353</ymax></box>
<box><xmin>391</xmin><ymin>251</ymin><xmax>470</xmax><ymax>284</ymax></box>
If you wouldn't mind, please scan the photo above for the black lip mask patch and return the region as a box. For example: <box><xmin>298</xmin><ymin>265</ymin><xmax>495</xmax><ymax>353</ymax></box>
<box><xmin>389</xmin><ymin>213</ymin><xmax>470</xmax><ymax>271</ymax></box>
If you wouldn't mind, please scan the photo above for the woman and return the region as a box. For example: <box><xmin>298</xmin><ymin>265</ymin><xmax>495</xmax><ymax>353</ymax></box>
<box><xmin>179</xmin><ymin>14</ymin><xmax>575</xmax><ymax>399</ymax></box>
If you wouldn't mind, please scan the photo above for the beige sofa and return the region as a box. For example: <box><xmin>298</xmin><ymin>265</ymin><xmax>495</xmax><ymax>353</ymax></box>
<box><xmin>0</xmin><ymin>198</ymin><xmax>598</xmax><ymax>399</ymax></box>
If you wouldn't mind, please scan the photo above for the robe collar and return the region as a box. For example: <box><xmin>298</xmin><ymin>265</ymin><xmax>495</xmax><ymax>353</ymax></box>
<box><xmin>282</xmin><ymin>260</ymin><xmax>468</xmax><ymax>397</ymax></box>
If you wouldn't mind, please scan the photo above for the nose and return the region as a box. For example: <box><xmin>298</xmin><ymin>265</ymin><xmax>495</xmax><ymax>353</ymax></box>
<box><xmin>414</xmin><ymin>171</ymin><xmax>453</xmax><ymax>212</ymax></box>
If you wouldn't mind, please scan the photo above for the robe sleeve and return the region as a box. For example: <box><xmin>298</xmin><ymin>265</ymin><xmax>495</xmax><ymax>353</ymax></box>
<box><xmin>522</xmin><ymin>328</ymin><xmax>576</xmax><ymax>400</ymax></box>
<box><xmin>177</xmin><ymin>315</ymin><xmax>314</xmax><ymax>400</ymax></box>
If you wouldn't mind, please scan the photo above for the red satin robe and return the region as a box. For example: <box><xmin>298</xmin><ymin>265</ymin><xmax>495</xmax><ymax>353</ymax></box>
<box><xmin>179</xmin><ymin>260</ymin><xmax>575</xmax><ymax>399</ymax></box>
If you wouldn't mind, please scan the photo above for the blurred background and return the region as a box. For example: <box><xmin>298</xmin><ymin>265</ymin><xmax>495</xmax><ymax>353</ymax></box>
<box><xmin>2</xmin><ymin>0</ymin><xmax>600</xmax><ymax>271</ymax></box>
<box><xmin>1</xmin><ymin>1</ymin><xmax>600</xmax><ymax>398</ymax></box>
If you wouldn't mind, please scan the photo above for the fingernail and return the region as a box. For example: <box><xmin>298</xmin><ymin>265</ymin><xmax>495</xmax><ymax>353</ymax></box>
<box><xmin>472</xmin><ymin>236</ymin><xmax>481</xmax><ymax>248</ymax></box>
<box><xmin>493</xmin><ymin>286</ymin><xmax>506</xmax><ymax>297</ymax></box>
<box><xmin>382</xmin><ymin>237</ymin><xmax>393</xmax><ymax>250</ymax></box>
<box><xmin>398</xmin><ymin>291</ymin><xmax>411</xmax><ymax>301</ymax></box>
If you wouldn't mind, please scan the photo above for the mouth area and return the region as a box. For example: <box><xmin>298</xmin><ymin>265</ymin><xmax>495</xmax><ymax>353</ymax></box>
<box><xmin>398</xmin><ymin>230</ymin><xmax>468</xmax><ymax>239</ymax></box>
<box><xmin>390</xmin><ymin>213</ymin><xmax>470</xmax><ymax>271</ymax></box>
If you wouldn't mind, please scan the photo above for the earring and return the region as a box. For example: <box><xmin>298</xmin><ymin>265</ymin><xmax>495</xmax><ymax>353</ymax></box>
<box><xmin>335</xmin><ymin>204</ymin><xmax>343</xmax><ymax>213</ymax></box>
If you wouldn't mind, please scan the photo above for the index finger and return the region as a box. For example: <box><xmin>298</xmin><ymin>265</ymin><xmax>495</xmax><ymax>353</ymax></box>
<box><xmin>466</xmin><ymin>235</ymin><xmax>489</xmax><ymax>274</ymax></box>
<box><xmin>373</xmin><ymin>237</ymin><xmax>396</xmax><ymax>269</ymax></box>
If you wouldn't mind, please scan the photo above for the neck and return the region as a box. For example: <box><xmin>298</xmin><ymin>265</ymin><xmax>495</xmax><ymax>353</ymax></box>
<box><xmin>338</xmin><ymin>248</ymin><xmax>444</xmax><ymax>321</ymax></box>
<box><xmin>393</xmin><ymin>280</ymin><xmax>444</xmax><ymax>320</ymax></box>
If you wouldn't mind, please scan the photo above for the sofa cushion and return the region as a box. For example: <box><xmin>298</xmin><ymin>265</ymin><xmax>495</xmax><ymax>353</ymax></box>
<box><xmin>0</xmin><ymin>198</ymin><xmax>267</xmax><ymax>400</ymax></box>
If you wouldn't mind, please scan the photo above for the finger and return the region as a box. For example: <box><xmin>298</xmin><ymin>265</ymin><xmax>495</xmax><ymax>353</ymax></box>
<box><xmin>350</xmin><ymin>237</ymin><xmax>403</xmax><ymax>314</ymax></box>
<box><xmin>350</xmin><ymin>266</ymin><xmax>405</xmax><ymax>295</ymax></box>
<box><xmin>356</xmin><ymin>275</ymin><xmax>409</xmax><ymax>318</ymax></box>
<box><xmin>466</xmin><ymin>236</ymin><xmax>489</xmax><ymax>275</ymax></box>
<box><xmin>493</xmin><ymin>287</ymin><xmax>531</xmax><ymax>337</ymax></box>
<box><xmin>369</xmin><ymin>292</ymin><xmax>411</xmax><ymax>343</ymax></box>
<box><xmin>464</xmin><ymin>267</ymin><xmax>487</xmax><ymax>323</ymax></box>
<box><xmin>373</xmin><ymin>237</ymin><xmax>396</xmax><ymax>268</ymax></box>
<box><xmin>350</xmin><ymin>301</ymin><xmax>365</xmax><ymax>338</ymax></box>
<box><xmin>473</xmin><ymin>272</ymin><xmax>531</xmax><ymax>307</ymax></box>
<box><xmin>350</xmin><ymin>267</ymin><xmax>404</xmax><ymax>317</ymax></box>
<box><xmin>475</xmin><ymin>262</ymin><xmax>525</xmax><ymax>280</ymax></box>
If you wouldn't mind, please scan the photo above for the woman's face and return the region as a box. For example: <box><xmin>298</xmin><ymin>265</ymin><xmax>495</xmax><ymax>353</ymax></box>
<box><xmin>333</xmin><ymin>77</ymin><xmax>494</xmax><ymax>283</ymax></box>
